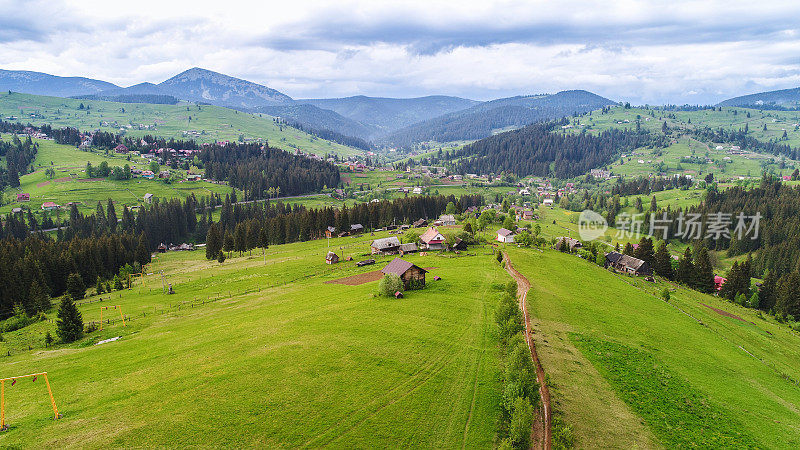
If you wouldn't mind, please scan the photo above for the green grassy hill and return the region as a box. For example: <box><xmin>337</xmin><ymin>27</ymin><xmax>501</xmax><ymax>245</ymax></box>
<box><xmin>0</xmin><ymin>232</ymin><xmax>505</xmax><ymax>447</ymax></box>
<box><xmin>508</xmin><ymin>247</ymin><xmax>800</xmax><ymax>448</ymax></box>
<box><xmin>0</xmin><ymin>135</ymin><xmax>235</xmax><ymax>216</ymax></box>
<box><xmin>0</xmin><ymin>92</ymin><xmax>363</xmax><ymax>158</ymax></box>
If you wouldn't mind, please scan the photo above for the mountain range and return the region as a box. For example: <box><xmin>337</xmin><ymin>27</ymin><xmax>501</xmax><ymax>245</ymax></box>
<box><xmin>717</xmin><ymin>87</ymin><xmax>800</xmax><ymax>109</ymax></box>
<box><xmin>0</xmin><ymin>67</ymin><xmax>624</xmax><ymax>146</ymax></box>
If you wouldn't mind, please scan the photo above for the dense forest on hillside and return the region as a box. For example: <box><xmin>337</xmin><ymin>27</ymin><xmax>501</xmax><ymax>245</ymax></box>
<box><xmin>201</xmin><ymin>142</ymin><xmax>340</xmax><ymax>199</ymax></box>
<box><xmin>0</xmin><ymin>134</ymin><xmax>37</xmax><ymax>189</ymax></box>
<box><xmin>276</xmin><ymin>117</ymin><xmax>374</xmax><ymax>151</ymax></box>
<box><xmin>383</xmin><ymin>90</ymin><xmax>615</xmax><ymax>147</ymax></box>
<box><xmin>451</xmin><ymin>120</ymin><xmax>664</xmax><ymax>178</ymax></box>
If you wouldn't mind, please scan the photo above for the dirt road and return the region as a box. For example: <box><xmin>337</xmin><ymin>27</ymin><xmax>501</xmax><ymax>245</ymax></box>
<box><xmin>504</xmin><ymin>252</ymin><xmax>551</xmax><ymax>450</ymax></box>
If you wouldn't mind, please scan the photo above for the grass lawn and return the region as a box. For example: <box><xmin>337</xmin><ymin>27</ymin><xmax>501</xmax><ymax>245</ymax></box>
<box><xmin>0</xmin><ymin>92</ymin><xmax>362</xmax><ymax>158</ymax></box>
<box><xmin>0</xmin><ymin>232</ymin><xmax>506</xmax><ymax>447</ymax></box>
<box><xmin>507</xmin><ymin>247</ymin><xmax>800</xmax><ymax>448</ymax></box>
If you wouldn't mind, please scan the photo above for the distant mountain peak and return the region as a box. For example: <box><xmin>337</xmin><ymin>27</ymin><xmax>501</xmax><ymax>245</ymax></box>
<box><xmin>158</xmin><ymin>67</ymin><xmax>293</xmax><ymax>107</ymax></box>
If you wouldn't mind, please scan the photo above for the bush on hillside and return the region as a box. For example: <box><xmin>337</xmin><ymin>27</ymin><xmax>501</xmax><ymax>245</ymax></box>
<box><xmin>378</xmin><ymin>274</ymin><xmax>404</xmax><ymax>297</ymax></box>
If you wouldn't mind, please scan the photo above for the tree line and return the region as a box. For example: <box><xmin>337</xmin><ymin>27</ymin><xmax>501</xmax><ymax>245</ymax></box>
<box><xmin>0</xmin><ymin>134</ymin><xmax>38</xmax><ymax>189</ymax></box>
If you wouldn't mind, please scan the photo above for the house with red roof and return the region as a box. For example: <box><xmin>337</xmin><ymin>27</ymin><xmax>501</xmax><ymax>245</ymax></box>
<box><xmin>419</xmin><ymin>227</ymin><xmax>446</xmax><ymax>250</ymax></box>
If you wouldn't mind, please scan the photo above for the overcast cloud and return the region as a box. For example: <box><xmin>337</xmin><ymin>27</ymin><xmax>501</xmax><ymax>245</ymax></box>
<box><xmin>1</xmin><ymin>0</ymin><xmax>799</xmax><ymax>104</ymax></box>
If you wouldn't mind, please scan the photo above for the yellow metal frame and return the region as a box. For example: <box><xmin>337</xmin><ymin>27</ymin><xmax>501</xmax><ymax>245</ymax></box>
<box><xmin>100</xmin><ymin>305</ymin><xmax>125</xmax><ymax>331</ymax></box>
<box><xmin>0</xmin><ymin>372</ymin><xmax>60</xmax><ymax>430</ymax></box>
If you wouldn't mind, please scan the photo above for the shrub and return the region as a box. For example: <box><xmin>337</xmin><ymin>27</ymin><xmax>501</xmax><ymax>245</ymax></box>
<box><xmin>44</xmin><ymin>331</ymin><xmax>53</xmax><ymax>347</ymax></box>
<box><xmin>1</xmin><ymin>304</ymin><xmax>39</xmax><ymax>333</ymax></box>
<box><xmin>661</xmin><ymin>288</ymin><xmax>670</xmax><ymax>302</ymax></box>
<box><xmin>509</xmin><ymin>396</ymin><xmax>534</xmax><ymax>449</ymax></box>
<box><xmin>552</xmin><ymin>414</ymin><xmax>575</xmax><ymax>450</ymax></box>
<box><xmin>84</xmin><ymin>321</ymin><xmax>99</xmax><ymax>333</ymax></box>
<box><xmin>378</xmin><ymin>274</ymin><xmax>404</xmax><ymax>297</ymax></box>
<box><xmin>496</xmin><ymin>251</ymin><xmax>504</xmax><ymax>263</ymax></box>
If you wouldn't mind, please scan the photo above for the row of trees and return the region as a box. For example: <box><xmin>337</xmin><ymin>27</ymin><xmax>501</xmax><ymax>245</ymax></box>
<box><xmin>0</xmin><ymin>134</ymin><xmax>37</xmax><ymax>189</ymax></box>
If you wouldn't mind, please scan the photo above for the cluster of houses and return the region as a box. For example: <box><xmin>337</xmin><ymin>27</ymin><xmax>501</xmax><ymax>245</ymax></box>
<box><xmin>368</xmin><ymin>226</ymin><xmax>469</xmax><ymax>256</ymax></box>
<box><xmin>156</xmin><ymin>243</ymin><xmax>195</xmax><ymax>253</ymax></box>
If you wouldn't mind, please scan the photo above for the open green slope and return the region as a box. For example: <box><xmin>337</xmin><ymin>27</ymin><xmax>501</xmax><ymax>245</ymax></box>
<box><xmin>0</xmin><ymin>92</ymin><xmax>363</xmax><ymax>157</ymax></box>
<box><xmin>508</xmin><ymin>247</ymin><xmax>800</xmax><ymax>448</ymax></box>
<box><xmin>0</xmin><ymin>233</ymin><xmax>505</xmax><ymax>447</ymax></box>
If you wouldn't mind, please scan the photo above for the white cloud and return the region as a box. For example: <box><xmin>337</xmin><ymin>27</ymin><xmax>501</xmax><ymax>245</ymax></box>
<box><xmin>1</xmin><ymin>0</ymin><xmax>799</xmax><ymax>103</ymax></box>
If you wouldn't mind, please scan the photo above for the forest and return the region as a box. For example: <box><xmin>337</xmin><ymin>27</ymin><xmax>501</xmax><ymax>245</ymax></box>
<box><xmin>0</xmin><ymin>133</ymin><xmax>37</xmax><ymax>189</ymax></box>
<box><xmin>451</xmin><ymin>120</ymin><xmax>663</xmax><ymax>178</ymax></box>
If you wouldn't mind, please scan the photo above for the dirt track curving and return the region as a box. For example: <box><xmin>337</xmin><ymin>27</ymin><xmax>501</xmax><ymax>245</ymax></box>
<box><xmin>504</xmin><ymin>252</ymin><xmax>551</xmax><ymax>450</ymax></box>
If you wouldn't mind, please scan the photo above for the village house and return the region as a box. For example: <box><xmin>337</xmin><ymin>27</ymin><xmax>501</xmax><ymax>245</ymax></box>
<box><xmin>144</xmin><ymin>193</ymin><xmax>153</xmax><ymax>204</ymax></box>
<box><xmin>412</xmin><ymin>218</ymin><xmax>428</xmax><ymax>228</ymax></box>
<box><xmin>554</xmin><ymin>237</ymin><xmax>582</xmax><ymax>252</ymax></box>
<box><xmin>419</xmin><ymin>227</ymin><xmax>446</xmax><ymax>250</ymax></box>
<box><xmin>350</xmin><ymin>224</ymin><xmax>364</xmax><ymax>234</ymax></box>
<box><xmin>399</xmin><ymin>243</ymin><xmax>419</xmax><ymax>255</ymax></box>
<box><xmin>114</xmin><ymin>144</ymin><xmax>129</xmax><ymax>154</ymax></box>
<box><xmin>542</xmin><ymin>198</ymin><xmax>554</xmax><ymax>207</ymax></box>
<box><xmin>452</xmin><ymin>238</ymin><xmax>468</xmax><ymax>251</ymax></box>
<box><xmin>186</xmin><ymin>173</ymin><xmax>202</xmax><ymax>181</ymax></box>
<box><xmin>605</xmin><ymin>252</ymin><xmax>652</xmax><ymax>276</ymax></box>
<box><xmin>325</xmin><ymin>251</ymin><xmax>340</xmax><ymax>264</ymax></box>
<box><xmin>516</xmin><ymin>209</ymin><xmax>534</xmax><ymax>221</ymax></box>
<box><xmin>412</xmin><ymin>187</ymin><xmax>423</xmax><ymax>194</ymax></box>
<box><xmin>437</xmin><ymin>214</ymin><xmax>456</xmax><ymax>226</ymax></box>
<box><xmin>370</xmin><ymin>236</ymin><xmax>402</xmax><ymax>255</ymax></box>
<box><xmin>41</xmin><ymin>201</ymin><xmax>59</xmax><ymax>211</ymax></box>
<box><xmin>16</xmin><ymin>193</ymin><xmax>30</xmax><ymax>202</ymax></box>
<box><xmin>496</xmin><ymin>228</ymin><xmax>515</xmax><ymax>243</ymax></box>
<box><xmin>142</xmin><ymin>170</ymin><xmax>155</xmax><ymax>180</ymax></box>
<box><xmin>381</xmin><ymin>258</ymin><xmax>428</xmax><ymax>290</ymax></box>
<box><xmin>325</xmin><ymin>226</ymin><xmax>336</xmax><ymax>238</ymax></box>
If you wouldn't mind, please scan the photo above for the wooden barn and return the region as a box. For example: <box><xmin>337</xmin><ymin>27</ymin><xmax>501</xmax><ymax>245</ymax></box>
<box><xmin>605</xmin><ymin>252</ymin><xmax>652</xmax><ymax>276</ymax></box>
<box><xmin>370</xmin><ymin>236</ymin><xmax>401</xmax><ymax>255</ymax></box>
<box><xmin>381</xmin><ymin>258</ymin><xmax>428</xmax><ymax>289</ymax></box>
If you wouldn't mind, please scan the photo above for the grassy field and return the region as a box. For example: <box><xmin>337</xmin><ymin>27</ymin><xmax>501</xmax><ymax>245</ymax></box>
<box><xmin>507</xmin><ymin>247</ymin><xmax>800</xmax><ymax>448</ymax></box>
<box><xmin>0</xmin><ymin>231</ymin><xmax>507</xmax><ymax>447</ymax></box>
<box><xmin>1</xmin><ymin>135</ymin><xmax>235</xmax><ymax>216</ymax></box>
<box><xmin>0</xmin><ymin>92</ymin><xmax>362</xmax><ymax>158</ymax></box>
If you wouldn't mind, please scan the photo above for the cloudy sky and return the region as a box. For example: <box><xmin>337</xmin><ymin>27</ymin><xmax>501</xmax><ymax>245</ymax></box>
<box><xmin>2</xmin><ymin>0</ymin><xmax>800</xmax><ymax>104</ymax></box>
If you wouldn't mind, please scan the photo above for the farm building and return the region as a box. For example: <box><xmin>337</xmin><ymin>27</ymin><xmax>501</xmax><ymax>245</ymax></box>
<box><xmin>516</xmin><ymin>210</ymin><xmax>534</xmax><ymax>220</ymax></box>
<box><xmin>554</xmin><ymin>237</ymin><xmax>582</xmax><ymax>252</ymax></box>
<box><xmin>420</xmin><ymin>227</ymin><xmax>446</xmax><ymax>250</ymax></box>
<box><xmin>496</xmin><ymin>228</ymin><xmax>515</xmax><ymax>243</ymax></box>
<box><xmin>186</xmin><ymin>174</ymin><xmax>202</xmax><ymax>181</ymax></box>
<box><xmin>16</xmin><ymin>193</ymin><xmax>30</xmax><ymax>202</ymax></box>
<box><xmin>399</xmin><ymin>243</ymin><xmax>419</xmax><ymax>254</ymax></box>
<box><xmin>381</xmin><ymin>258</ymin><xmax>428</xmax><ymax>289</ymax></box>
<box><xmin>114</xmin><ymin>144</ymin><xmax>129</xmax><ymax>153</ymax></box>
<box><xmin>144</xmin><ymin>193</ymin><xmax>154</xmax><ymax>203</ymax></box>
<box><xmin>542</xmin><ymin>198</ymin><xmax>554</xmax><ymax>207</ymax></box>
<box><xmin>371</xmin><ymin>237</ymin><xmax>401</xmax><ymax>255</ymax></box>
<box><xmin>413</xmin><ymin>218</ymin><xmax>428</xmax><ymax>228</ymax></box>
<box><xmin>437</xmin><ymin>214</ymin><xmax>456</xmax><ymax>226</ymax></box>
<box><xmin>326</xmin><ymin>251</ymin><xmax>340</xmax><ymax>264</ymax></box>
<box><xmin>41</xmin><ymin>201</ymin><xmax>59</xmax><ymax>211</ymax></box>
<box><xmin>452</xmin><ymin>238</ymin><xmax>468</xmax><ymax>251</ymax></box>
<box><xmin>605</xmin><ymin>252</ymin><xmax>652</xmax><ymax>276</ymax></box>
<box><xmin>325</xmin><ymin>226</ymin><xmax>336</xmax><ymax>238</ymax></box>
<box><xmin>350</xmin><ymin>224</ymin><xmax>364</xmax><ymax>234</ymax></box>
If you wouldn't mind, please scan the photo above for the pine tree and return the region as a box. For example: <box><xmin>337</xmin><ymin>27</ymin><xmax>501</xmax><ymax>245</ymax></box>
<box><xmin>66</xmin><ymin>273</ymin><xmax>86</xmax><ymax>300</ymax></box>
<box><xmin>759</xmin><ymin>270</ymin><xmax>778</xmax><ymax>312</ymax></box>
<box><xmin>56</xmin><ymin>296</ymin><xmax>83</xmax><ymax>343</ymax></box>
<box><xmin>205</xmin><ymin>223</ymin><xmax>221</xmax><ymax>259</ymax></box>
<box><xmin>623</xmin><ymin>242</ymin><xmax>635</xmax><ymax>256</ymax></box>
<box><xmin>107</xmin><ymin>198</ymin><xmax>117</xmax><ymax>232</ymax></box>
<box><xmin>692</xmin><ymin>245</ymin><xmax>716</xmax><ymax>293</ymax></box>
<box><xmin>676</xmin><ymin>247</ymin><xmax>694</xmax><ymax>285</ymax></box>
<box><xmin>29</xmin><ymin>280</ymin><xmax>51</xmax><ymax>313</ymax></box>
<box><xmin>136</xmin><ymin>232</ymin><xmax>150</xmax><ymax>266</ymax></box>
<box><xmin>634</xmin><ymin>237</ymin><xmax>655</xmax><ymax>267</ymax></box>
<box><xmin>775</xmin><ymin>272</ymin><xmax>800</xmax><ymax>318</ymax></box>
<box><xmin>653</xmin><ymin>241</ymin><xmax>673</xmax><ymax>279</ymax></box>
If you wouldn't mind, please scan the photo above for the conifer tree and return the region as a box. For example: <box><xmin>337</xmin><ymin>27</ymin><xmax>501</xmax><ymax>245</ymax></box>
<box><xmin>676</xmin><ymin>247</ymin><xmax>694</xmax><ymax>285</ymax></box>
<box><xmin>66</xmin><ymin>273</ymin><xmax>86</xmax><ymax>300</ymax></box>
<box><xmin>56</xmin><ymin>296</ymin><xmax>83</xmax><ymax>343</ymax></box>
<box><xmin>205</xmin><ymin>223</ymin><xmax>222</xmax><ymax>259</ymax></box>
<box><xmin>653</xmin><ymin>241</ymin><xmax>673</xmax><ymax>279</ymax></box>
<box><xmin>634</xmin><ymin>237</ymin><xmax>655</xmax><ymax>266</ymax></box>
<box><xmin>692</xmin><ymin>245</ymin><xmax>716</xmax><ymax>293</ymax></box>
<box><xmin>29</xmin><ymin>280</ymin><xmax>50</xmax><ymax>313</ymax></box>
<box><xmin>775</xmin><ymin>272</ymin><xmax>800</xmax><ymax>318</ymax></box>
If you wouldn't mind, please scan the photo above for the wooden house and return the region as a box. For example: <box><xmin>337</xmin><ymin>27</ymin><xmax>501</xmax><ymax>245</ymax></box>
<box><xmin>325</xmin><ymin>226</ymin><xmax>336</xmax><ymax>238</ymax></box>
<box><xmin>16</xmin><ymin>193</ymin><xmax>29</xmax><ymax>202</ymax></box>
<box><xmin>399</xmin><ymin>243</ymin><xmax>419</xmax><ymax>254</ymax></box>
<box><xmin>350</xmin><ymin>224</ymin><xmax>364</xmax><ymax>234</ymax></box>
<box><xmin>605</xmin><ymin>252</ymin><xmax>652</xmax><ymax>276</ymax></box>
<box><xmin>554</xmin><ymin>237</ymin><xmax>582</xmax><ymax>252</ymax></box>
<box><xmin>371</xmin><ymin>237</ymin><xmax>401</xmax><ymax>255</ymax></box>
<box><xmin>452</xmin><ymin>238</ymin><xmax>468</xmax><ymax>251</ymax></box>
<box><xmin>381</xmin><ymin>258</ymin><xmax>428</xmax><ymax>289</ymax></box>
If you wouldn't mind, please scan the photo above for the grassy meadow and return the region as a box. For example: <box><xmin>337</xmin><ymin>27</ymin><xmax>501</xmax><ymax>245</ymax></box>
<box><xmin>0</xmin><ymin>92</ymin><xmax>362</xmax><ymax>158</ymax></box>
<box><xmin>0</xmin><ymin>231</ymin><xmax>507</xmax><ymax>447</ymax></box>
<box><xmin>507</xmin><ymin>247</ymin><xmax>800</xmax><ymax>448</ymax></box>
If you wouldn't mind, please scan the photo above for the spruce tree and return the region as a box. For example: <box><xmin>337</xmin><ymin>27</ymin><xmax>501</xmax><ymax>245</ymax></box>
<box><xmin>66</xmin><ymin>273</ymin><xmax>86</xmax><ymax>300</ymax></box>
<box><xmin>56</xmin><ymin>296</ymin><xmax>83</xmax><ymax>343</ymax></box>
<box><xmin>205</xmin><ymin>223</ymin><xmax>221</xmax><ymax>259</ymax></box>
<box><xmin>634</xmin><ymin>237</ymin><xmax>655</xmax><ymax>267</ymax></box>
<box><xmin>692</xmin><ymin>245</ymin><xmax>716</xmax><ymax>293</ymax></box>
<box><xmin>29</xmin><ymin>280</ymin><xmax>51</xmax><ymax>313</ymax></box>
<box><xmin>676</xmin><ymin>247</ymin><xmax>694</xmax><ymax>285</ymax></box>
<box><xmin>775</xmin><ymin>272</ymin><xmax>800</xmax><ymax>318</ymax></box>
<box><xmin>759</xmin><ymin>270</ymin><xmax>778</xmax><ymax>312</ymax></box>
<box><xmin>653</xmin><ymin>241</ymin><xmax>673</xmax><ymax>279</ymax></box>
<box><xmin>107</xmin><ymin>198</ymin><xmax>117</xmax><ymax>232</ymax></box>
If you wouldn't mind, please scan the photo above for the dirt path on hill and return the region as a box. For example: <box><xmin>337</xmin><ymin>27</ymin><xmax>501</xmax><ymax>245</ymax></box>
<box><xmin>504</xmin><ymin>252</ymin><xmax>551</xmax><ymax>450</ymax></box>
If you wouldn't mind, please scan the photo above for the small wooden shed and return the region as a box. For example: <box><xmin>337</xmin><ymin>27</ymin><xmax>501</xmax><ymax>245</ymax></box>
<box><xmin>381</xmin><ymin>258</ymin><xmax>427</xmax><ymax>290</ymax></box>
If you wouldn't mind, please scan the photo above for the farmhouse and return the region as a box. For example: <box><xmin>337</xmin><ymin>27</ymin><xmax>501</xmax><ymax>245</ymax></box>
<box><xmin>114</xmin><ymin>144</ymin><xmax>128</xmax><ymax>153</ymax></box>
<box><xmin>186</xmin><ymin>174</ymin><xmax>202</xmax><ymax>181</ymax></box>
<box><xmin>452</xmin><ymin>238</ymin><xmax>468</xmax><ymax>251</ymax></box>
<box><xmin>381</xmin><ymin>258</ymin><xmax>427</xmax><ymax>289</ymax></box>
<box><xmin>496</xmin><ymin>228</ymin><xmax>515</xmax><ymax>243</ymax></box>
<box><xmin>325</xmin><ymin>251</ymin><xmax>340</xmax><ymax>264</ymax></box>
<box><xmin>325</xmin><ymin>226</ymin><xmax>336</xmax><ymax>238</ymax></box>
<box><xmin>419</xmin><ymin>227</ymin><xmax>446</xmax><ymax>250</ymax></box>
<box><xmin>542</xmin><ymin>198</ymin><xmax>554</xmax><ymax>207</ymax></box>
<box><xmin>144</xmin><ymin>193</ymin><xmax>153</xmax><ymax>204</ymax></box>
<box><xmin>605</xmin><ymin>252</ymin><xmax>652</xmax><ymax>276</ymax></box>
<box><xmin>41</xmin><ymin>201</ymin><xmax>59</xmax><ymax>211</ymax></box>
<box><xmin>399</xmin><ymin>243</ymin><xmax>419</xmax><ymax>254</ymax></box>
<box><xmin>371</xmin><ymin>236</ymin><xmax>401</xmax><ymax>255</ymax></box>
<box><xmin>16</xmin><ymin>193</ymin><xmax>30</xmax><ymax>202</ymax></box>
<box><xmin>554</xmin><ymin>237</ymin><xmax>582</xmax><ymax>251</ymax></box>
<box><xmin>350</xmin><ymin>224</ymin><xmax>364</xmax><ymax>234</ymax></box>
<box><xmin>437</xmin><ymin>214</ymin><xmax>456</xmax><ymax>226</ymax></box>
